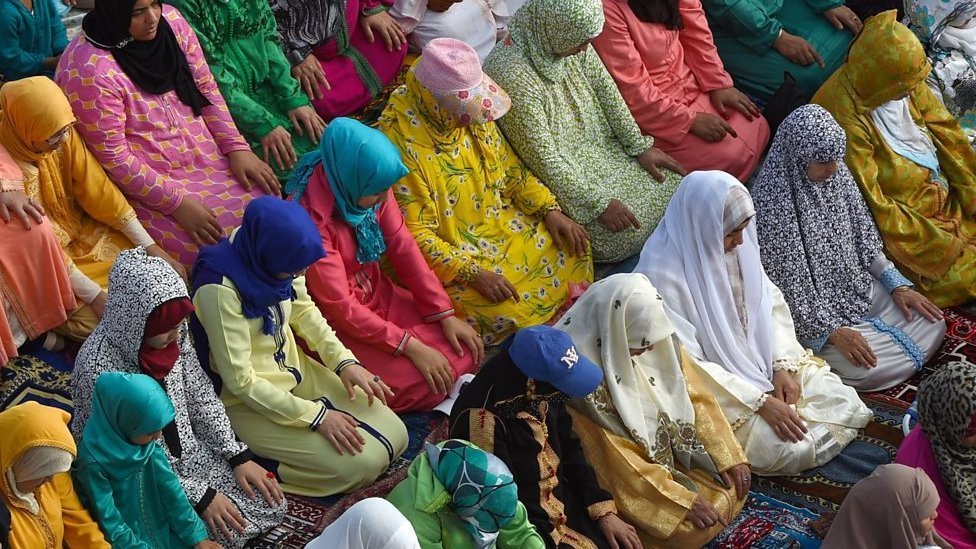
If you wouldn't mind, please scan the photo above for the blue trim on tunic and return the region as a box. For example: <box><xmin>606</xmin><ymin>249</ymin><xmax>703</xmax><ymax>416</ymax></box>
<box><xmin>864</xmin><ymin>316</ymin><xmax>925</xmax><ymax>371</ymax></box>
<box><xmin>879</xmin><ymin>267</ymin><xmax>914</xmax><ymax>293</ymax></box>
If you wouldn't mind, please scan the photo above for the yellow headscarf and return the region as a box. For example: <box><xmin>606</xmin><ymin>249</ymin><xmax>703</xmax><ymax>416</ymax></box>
<box><xmin>846</xmin><ymin>11</ymin><xmax>932</xmax><ymax>112</ymax></box>
<box><xmin>0</xmin><ymin>77</ymin><xmax>79</xmax><ymax>237</ymax></box>
<box><xmin>0</xmin><ymin>402</ymin><xmax>76</xmax><ymax>511</ymax></box>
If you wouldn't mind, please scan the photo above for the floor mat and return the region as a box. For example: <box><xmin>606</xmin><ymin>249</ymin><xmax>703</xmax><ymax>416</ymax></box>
<box><xmin>706</xmin><ymin>493</ymin><xmax>822</xmax><ymax>549</ymax></box>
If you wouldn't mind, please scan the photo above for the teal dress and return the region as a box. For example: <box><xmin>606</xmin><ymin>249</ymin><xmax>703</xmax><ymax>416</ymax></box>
<box><xmin>700</xmin><ymin>0</ymin><xmax>854</xmax><ymax>100</ymax></box>
<box><xmin>73</xmin><ymin>372</ymin><xmax>210</xmax><ymax>549</ymax></box>
<box><xmin>0</xmin><ymin>0</ymin><xmax>67</xmax><ymax>81</ymax></box>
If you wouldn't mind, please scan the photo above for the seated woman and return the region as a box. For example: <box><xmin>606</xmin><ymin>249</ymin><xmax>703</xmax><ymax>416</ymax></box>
<box><xmin>0</xmin><ymin>402</ymin><xmax>108</xmax><ymax>549</ymax></box>
<box><xmin>813</xmin><ymin>11</ymin><xmax>976</xmax><ymax>307</ymax></box>
<box><xmin>391</xmin><ymin>0</ymin><xmax>525</xmax><ymax>61</ymax></box>
<box><xmin>0</xmin><ymin>76</ymin><xmax>184</xmax><ymax>344</ymax></box>
<box><xmin>450</xmin><ymin>325</ymin><xmax>642</xmax><ymax>549</ymax></box>
<box><xmin>192</xmin><ymin>197</ymin><xmax>408</xmax><ymax>497</ymax></box>
<box><xmin>906</xmin><ymin>0</ymin><xmax>976</xmax><ymax>150</ymax></box>
<box><xmin>73</xmin><ymin>372</ymin><xmax>221</xmax><ymax>549</ymax></box>
<box><xmin>306</xmin><ymin>498</ymin><xmax>421</xmax><ymax>549</ymax></box>
<box><xmin>483</xmin><ymin>0</ymin><xmax>685</xmax><ymax>263</ymax></box>
<box><xmin>822</xmin><ymin>464</ymin><xmax>950</xmax><ymax>549</ymax></box>
<box><xmin>557</xmin><ymin>273</ymin><xmax>749</xmax><ymax>548</ymax></box>
<box><xmin>56</xmin><ymin>0</ymin><xmax>278</xmax><ymax>267</ymax></box>
<box><xmin>70</xmin><ymin>248</ymin><xmax>286</xmax><ymax>548</ymax></box>
<box><xmin>636</xmin><ymin>171</ymin><xmax>872</xmax><ymax>475</ymax></box>
<box><xmin>287</xmin><ymin>118</ymin><xmax>481</xmax><ymax>412</ymax></box>
<box><xmin>0</xmin><ymin>0</ymin><xmax>66</xmax><ymax>81</ymax></box>
<box><xmin>591</xmin><ymin>0</ymin><xmax>770</xmax><ymax>181</ymax></box>
<box><xmin>386</xmin><ymin>439</ymin><xmax>545</xmax><ymax>548</ymax></box>
<box><xmin>270</xmin><ymin>0</ymin><xmax>408</xmax><ymax>121</ymax></box>
<box><xmin>699</xmin><ymin>0</ymin><xmax>858</xmax><ymax>100</ymax></box>
<box><xmin>896</xmin><ymin>362</ymin><xmax>976</xmax><ymax>548</ymax></box>
<box><xmin>752</xmin><ymin>105</ymin><xmax>946</xmax><ymax>392</ymax></box>
<box><xmin>379</xmin><ymin>38</ymin><xmax>593</xmax><ymax>345</ymax></box>
<box><xmin>168</xmin><ymin>0</ymin><xmax>325</xmax><ymax>178</ymax></box>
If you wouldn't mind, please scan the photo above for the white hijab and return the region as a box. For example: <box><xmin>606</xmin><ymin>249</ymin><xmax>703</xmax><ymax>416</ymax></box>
<box><xmin>636</xmin><ymin>171</ymin><xmax>775</xmax><ymax>393</ymax></box>
<box><xmin>870</xmin><ymin>98</ymin><xmax>945</xmax><ymax>185</ymax></box>
<box><xmin>5</xmin><ymin>445</ymin><xmax>73</xmax><ymax>515</ymax></box>
<box><xmin>305</xmin><ymin>498</ymin><xmax>420</xmax><ymax>549</ymax></box>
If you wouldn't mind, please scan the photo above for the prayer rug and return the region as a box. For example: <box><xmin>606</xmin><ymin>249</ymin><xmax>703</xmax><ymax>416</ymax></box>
<box><xmin>707</xmin><ymin>493</ymin><xmax>822</xmax><ymax>549</ymax></box>
<box><xmin>0</xmin><ymin>350</ymin><xmax>74</xmax><ymax>418</ymax></box>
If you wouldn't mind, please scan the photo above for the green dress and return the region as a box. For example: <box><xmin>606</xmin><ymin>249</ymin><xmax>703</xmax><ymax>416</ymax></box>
<box><xmin>483</xmin><ymin>0</ymin><xmax>683</xmax><ymax>263</ymax></box>
<box><xmin>699</xmin><ymin>0</ymin><xmax>855</xmax><ymax>100</ymax></box>
<box><xmin>168</xmin><ymin>0</ymin><xmax>315</xmax><ymax>178</ymax></box>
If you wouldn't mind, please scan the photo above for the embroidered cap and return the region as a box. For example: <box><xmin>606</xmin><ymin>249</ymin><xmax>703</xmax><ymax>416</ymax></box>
<box><xmin>508</xmin><ymin>325</ymin><xmax>603</xmax><ymax>398</ymax></box>
<box><xmin>414</xmin><ymin>37</ymin><xmax>511</xmax><ymax>125</ymax></box>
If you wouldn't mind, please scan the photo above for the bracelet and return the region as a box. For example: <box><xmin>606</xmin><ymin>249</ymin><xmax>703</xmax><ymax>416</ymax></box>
<box><xmin>892</xmin><ymin>285</ymin><xmax>912</xmax><ymax>294</ymax></box>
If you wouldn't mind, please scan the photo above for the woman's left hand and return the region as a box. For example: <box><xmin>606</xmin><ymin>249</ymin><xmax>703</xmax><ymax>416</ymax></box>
<box><xmin>544</xmin><ymin>209</ymin><xmax>590</xmax><ymax>257</ymax></box>
<box><xmin>360</xmin><ymin>11</ymin><xmax>407</xmax><ymax>52</ymax></box>
<box><xmin>720</xmin><ymin>463</ymin><xmax>751</xmax><ymax>500</ymax></box>
<box><xmin>287</xmin><ymin>105</ymin><xmax>326</xmax><ymax>145</ymax></box>
<box><xmin>146</xmin><ymin>243</ymin><xmax>187</xmax><ymax>281</ymax></box>
<box><xmin>772</xmin><ymin>368</ymin><xmax>801</xmax><ymax>406</ymax></box>
<box><xmin>228</xmin><ymin>150</ymin><xmax>281</xmax><ymax>197</ymax></box>
<box><xmin>892</xmin><ymin>287</ymin><xmax>943</xmax><ymax>322</ymax></box>
<box><xmin>823</xmin><ymin>5</ymin><xmax>862</xmax><ymax>34</ymax></box>
<box><xmin>708</xmin><ymin>87</ymin><xmax>761</xmax><ymax>120</ymax></box>
<box><xmin>597</xmin><ymin>513</ymin><xmax>643</xmax><ymax>549</ymax></box>
<box><xmin>440</xmin><ymin>316</ymin><xmax>484</xmax><ymax>366</ymax></box>
<box><xmin>338</xmin><ymin>363</ymin><xmax>394</xmax><ymax>407</ymax></box>
<box><xmin>637</xmin><ymin>147</ymin><xmax>686</xmax><ymax>182</ymax></box>
<box><xmin>232</xmin><ymin>460</ymin><xmax>285</xmax><ymax>505</ymax></box>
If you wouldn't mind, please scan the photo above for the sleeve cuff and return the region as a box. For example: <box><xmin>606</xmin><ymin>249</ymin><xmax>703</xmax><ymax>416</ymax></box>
<box><xmin>393</xmin><ymin>332</ymin><xmax>411</xmax><ymax>357</ymax></box>
<box><xmin>120</xmin><ymin>218</ymin><xmax>156</xmax><ymax>248</ymax></box>
<box><xmin>423</xmin><ymin>309</ymin><xmax>455</xmax><ymax>323</ymax></box>
<box><xmin>879</xmin><ymin>267</ymin><xmax>914</xmax><ymax>294</ymax></box>
<box><xmin>456</xmin><ymin>261</ymin><xmax>482</xmax><ymax>284</ymax></box>
<box><xmin>309</xmin><ymin>403</ymin><xmax>328</xmax><ymax>431</ymax></box>
<box><xmin>586</xmin><ymin>501</ymin><xmax>617</xmax><ymax>521</ymax></box>
<box><xmin>193</xmin><ymin>487</ymin><xmax>218</xmax><ymax>514</ymax></box>
<box><xmin>806</xmin><ymin>334</ymin><xmax>829</xmax><ymax>353</ymax></box>
<box><xmin>228</xmin><ymin>449</ymin><xmax>255</xmax><ymax>468</ymax></box>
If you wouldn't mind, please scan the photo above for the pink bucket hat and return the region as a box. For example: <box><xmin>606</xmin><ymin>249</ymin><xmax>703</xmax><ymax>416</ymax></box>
<box><xmin>414</xmin><ymin>38</ymin><xmax>511</xmax><ymax>125</ymax></box>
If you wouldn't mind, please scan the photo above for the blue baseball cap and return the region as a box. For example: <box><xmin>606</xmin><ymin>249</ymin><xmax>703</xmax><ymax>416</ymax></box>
<box><xmin>507</xmin><ymin>325</ymin><xmax>603</xmax><ymax>398</ymax></box>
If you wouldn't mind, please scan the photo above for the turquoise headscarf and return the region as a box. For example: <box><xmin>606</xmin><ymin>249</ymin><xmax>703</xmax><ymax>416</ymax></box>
<box><xmin>286</xmin><ymin>117</ymin><xmax>410</xmax><ymax>264</ymax></box>
<box><xmin>78</xmin><ymin>372</ymin><xmax>175</xmax><ymax>480</ymax></box>
<box><xmin>425</xmin><ymin>440</ymin><xmax>519</xmax><ymax>549</ymax></box>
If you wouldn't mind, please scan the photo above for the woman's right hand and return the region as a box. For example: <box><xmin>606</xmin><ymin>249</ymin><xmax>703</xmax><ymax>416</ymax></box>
<box><xmin>773</xmin><ymin>31</ymin><xmax>825</xmax><ymax>68</ymax></box>
<box><xmin>291</xmin><ymin>55</ymin><xmax>330</xmax><ymax>101</ymax></box>
<box><xmin>404</xmin><ymin>337</ymin><xmax>455</xmax><ymax>395</ymax></box>
<box><xmin>828</xmin><ymin>327</ymin><xmax>877</xmax><ymax>368</ymax></box>
<box><xmin>0</xmin><ymin>190</ymin><xmax>45</xmax><ymax>229</ymax></box>
<box><xmin>690</xmin><ymin>112</ymin><xmax>737</xmax><ymax>143</ymax></box>
<box><xmin>469</xmin><ymin>270</ymin><xmax>521</xmax><ymax>303</ymax></box>
<box><xmin>686</xmin><ymin>495</ymin><xmax>727</xmax><ymax>529</ymax></box>
<box><xmin>758</xmin><ymin>396</ymin><xmax>808</xmax><ymax>443</ymax></box>
<box><xmin>172</xmin><ymin>197</ymin><xmax>222</xmax><ymax>246</ymax></box>
<box><xmin>259</xmin><ymin>126</ymin><xmax>297</xmax><ymax>172</ymax></box>
<box><xmin>598</xmin><ymin>198</ymin><xmax>641</xmax><ymax>232</ymax></box>
<box><xmin>201</xmin><ymin>492</ymin><xmax>247</xmax><ymax>542</ymax></box>
<box><xmin>315</xmin><ymin>410</ymin><xmax>366</xmax><ymax>455</ymax></box>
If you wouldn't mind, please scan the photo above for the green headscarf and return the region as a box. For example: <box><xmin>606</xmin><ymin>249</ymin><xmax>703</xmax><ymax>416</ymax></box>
<box><xmin>77</xmin><ymin>372</ymin><xmax>176</xmax><ymax>480</ymax></box>
<box><xmin>507</xmin><ymin>0</ymin><xmax>605</xmax><ymax>82</ymax></box>
<box><xmin>425</xmin><ymin>440</ymin><xmax>519</xmax><ymax>549</ymax></box>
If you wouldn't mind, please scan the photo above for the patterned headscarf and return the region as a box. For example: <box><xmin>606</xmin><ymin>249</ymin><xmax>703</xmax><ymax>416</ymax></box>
<box><xmin>505</xmin><ymin>0</ymin><xmax>605</xmax><ymax>82</ymax></box>
<box><xmin>905</xmin><ymin>0</ymin><xmax>976</xmax><ymax>44</ymax></box>
<box><xmin>752</xmin><ymin>105</ymin><xmax>884</xmax><ymax>347</ymax></box>
<box><xmin>425</xmin><ymin>440</ymin><xmax>519</xmax><ymax>548</ymax></box>
<box><xmin>917</xmin><ymin>361</ymin><xmax>976</xmax><ymax>533</ymax></box>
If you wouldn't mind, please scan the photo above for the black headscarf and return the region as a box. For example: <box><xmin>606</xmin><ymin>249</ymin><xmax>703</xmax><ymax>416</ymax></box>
<box><xmin>82</xmin><ymin>0</ymin><xmax>211</xmax><ymax>116</ymax></box>
<box><xmin>628</xmin><ymin>0</ymin><xmax>683</xmax><ymax>30</ymax></box>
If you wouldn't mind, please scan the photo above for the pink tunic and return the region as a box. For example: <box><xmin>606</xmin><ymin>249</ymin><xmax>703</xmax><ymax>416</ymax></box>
<box><xmin>592</xmin><ymin>0</ymin><xmax>769</xmax><ymax>181</ymax></box>
<box><xmin>56</xmin><ymin>5</ymin><xmax>264</xmax><ymax>267</ymax></box>
<box><xmin>300</xmin><ymin>167</ymin><xmax>475</xmax><ymax>413</ymax></box>
<box><xmin>896</xmin><ymin>426</ymin><xmax>976</xmax><ymax>549</ymax></box>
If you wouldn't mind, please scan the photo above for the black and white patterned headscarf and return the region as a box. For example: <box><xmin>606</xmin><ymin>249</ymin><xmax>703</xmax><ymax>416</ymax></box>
<box><xmin>752</xmin><ymin>105</ymin><xmax>884</xmax><ymax>346</ymax></box>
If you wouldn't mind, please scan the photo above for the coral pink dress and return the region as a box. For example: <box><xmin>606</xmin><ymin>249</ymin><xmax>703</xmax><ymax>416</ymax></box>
<box><xmin>56</xmin><ymin>5</ymin><xmax>264</xmax><ymax>267</ymax></box>
<box><xmin>300</xmin><ymin>166</ymin><xmax>475</xmax><ymax>413</ymax></box>
<box><xmin>592</xmin><ymin>0</ymin><xmax>769</xmax><ymax>181</ymax></box>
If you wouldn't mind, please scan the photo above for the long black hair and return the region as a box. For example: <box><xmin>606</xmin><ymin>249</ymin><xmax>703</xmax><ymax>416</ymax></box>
<box><xmin>628</xmin><ymin>0</ymin><xmax>683</xmax><ymax>30</ymax></box>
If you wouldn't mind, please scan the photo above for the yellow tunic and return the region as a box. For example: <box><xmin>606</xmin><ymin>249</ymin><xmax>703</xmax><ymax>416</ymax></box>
<box><xmin>378</xmin><ymin>71</ymin><xmax>593</xmax><ymax>345</ymax></box>
<box><xmin>812</xmin><ymin>11</ymin><xmax>976</xmax><ymax>307</ymax></box>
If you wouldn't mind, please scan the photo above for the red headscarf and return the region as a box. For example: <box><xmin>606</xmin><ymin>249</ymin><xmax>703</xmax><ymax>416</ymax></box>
<box><xmin>139</xmin><ymin>297</ymin><xmax>194</xmax><ymax>380</ymax></box>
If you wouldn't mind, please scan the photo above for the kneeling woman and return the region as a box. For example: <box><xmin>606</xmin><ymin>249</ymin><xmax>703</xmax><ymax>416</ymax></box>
<box><xmin>192</xmin><ymin>197</ymin><xmax>407</xmax><ymax>497</ymax></box>
<box><xmin>637</xmin><ymin>171</ymin><xmax>872</xmax><ymax>475</ymax></box>
<box><xmin>287</xmin><ymin>118</ymin><xmax>482</xmax><ymax>413</ymax></box>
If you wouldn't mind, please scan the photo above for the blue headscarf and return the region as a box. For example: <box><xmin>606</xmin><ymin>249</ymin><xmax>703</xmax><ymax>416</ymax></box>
<box><xmin>193</xmin><ymin>197</ymin><xmax>326</xmax><ymax>335</ymax></box>
<box><xmin>285</xmin><ymin>117</ymin><xmax>409</xmax><ymax>264</ymax></box>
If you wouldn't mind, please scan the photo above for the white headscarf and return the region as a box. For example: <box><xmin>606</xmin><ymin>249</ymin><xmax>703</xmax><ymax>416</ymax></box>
<box><xmin>557</xmin><ymin>273</ymin><xmax>719</xmax><ymax>490</ymax></box>
<box><xmin>5</xmin><ymin>445</ymin><xmax>74</xmax><ymax>515</ymax></box>
<box><xmin>636</xmin><ymin>171</ymin><xmax>775</xmax><ymax>393</ymax></box>
<box><xmin>305</xmin><ymin>498</ymin><xmax>420</xmax><ymax>549</ymax></box>
<box><xmin>870</xmin><ymin>98</ymin><xmax>945</xmax><ymax>186</ymax></box>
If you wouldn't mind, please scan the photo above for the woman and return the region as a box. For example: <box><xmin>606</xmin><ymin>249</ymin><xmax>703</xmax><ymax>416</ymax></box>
<box><xmin>636</xmin><ymin>171</ymin><xmax>872</xmax><ymax>475</ymax></box>
<box><xmin>71</xmin><ymin>248</ymin><xmax>287</xmax><ymax>548</ymax></box>
<box><xmin>557</xmin><ymin>274</ymin><xmax>749</xmax><ymax>548</ymax></box>
<box><xmin>752</xmin><ymin>105</ymin><xmax>946</xmax><ymax>392</ymax></box>
<box><xmin>482</xmin><ymin>0</ymin><xmax>686</xmax><ymax>263</ymax></box>
<box><xmin>812</xmin><ymin>11</ymin><xmax>976</xmax><ymax>307</ymax></box>
<box><xmin>698</xmin><ymin>0</ymin><xmax>858</xmax><ymax>100</ymax></box>
<box><xmin>270</xmin><ymin>0</ymin><xmax>408</xmax><ymax>121</ymax></box>
<box><xmin>306</xmin><ymin>498</ymin><xmax>421</xmax><ymax>549</ymax></box>
<box><xmin>591</xmin><ymin>0</ymin><xmax>770</xmax><ymax>181</ymax></box>
<box><xmin>56</xmin><ymin>0</ymin><xmax>278</xmax><ymax>267</ymax></box>
<box><xmin>822</xmin><ymin>464</ymin><xmax>950</xmax><ymax>549</ymax></box>
<box><xmin>287</xmin><ymin>118</ymin><xmax>482</xmax><ymax>413</ymax></box>
<box><xmin>906</xmin><ymin>0</ymin><xmax>976</xmax><ymax>150</ymax></box>
<box><xmin>391</xmin><ymin>0</ymin><xmax>525</xmax><ymax>61</ymax></box>
<box><xmin>379</xmin><ymin>38</ymin><xmax>592</xmax><ymax>345</ymax></box>
<box><xmin>0</xmin><ymin>402</ymin><xmax>108</xmax><ymax>549</ymax></box>
<box><xmin>386</xmin><ymin>439</ymin><xmax>545</xmax><ymax>548</ymax></box>
<box><xmin>73</xmin><ymin>372</ymin><xmax>221</xmax><ymax>549</ymax></box>
<box><xmin>192</xmin><ymin>196</ymin><xmax>408</xmax><ymax>497</ymax></box>
<box><xmin>0</xmin><ymin>0</ymin><xmax>67</xmax><ymax>81</ymax></box>
<box><xmin>168</xmin><ymin>0</ymin><xmax>325</xmax><ymax>177</ymax></box>
<box><xmin>896</xmin><ymin>361</ymin><xmax>976</xmax><ymax>548</ymax></box>
<box><xmin>0</xmin><ymin>76</ymin><xmax>184</xmax><ymax>343</ymax></box>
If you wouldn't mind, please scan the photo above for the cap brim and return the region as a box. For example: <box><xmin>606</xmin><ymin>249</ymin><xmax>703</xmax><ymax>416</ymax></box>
<box><xmin>550</xmin><ymin>354</ymin><xmax>604</xmax><ymax>398</ymax></box>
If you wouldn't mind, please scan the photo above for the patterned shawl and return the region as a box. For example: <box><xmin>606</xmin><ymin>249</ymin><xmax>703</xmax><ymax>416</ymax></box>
<box><xmin>503</xmin><ymin>0</ymin><xmax>604</xmax><ymax>83</ymax></box>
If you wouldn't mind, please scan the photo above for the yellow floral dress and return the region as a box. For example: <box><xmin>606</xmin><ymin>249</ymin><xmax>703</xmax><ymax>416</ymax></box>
<box><xmin>378</xmin><ymin>70</ymin><xmax>593</xmax><ymax>344</ymax></box>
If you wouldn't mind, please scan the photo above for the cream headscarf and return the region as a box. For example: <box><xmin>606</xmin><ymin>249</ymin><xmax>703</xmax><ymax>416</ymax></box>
<box><xmin>557</xmin><ymin>273</ymin><xmax>720</xmax><ymax>491</ymax></box>
<box><xmin>5</xmin><ymin>445</ymin><xmax>74</xmax><ymax>515</ymax></box>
